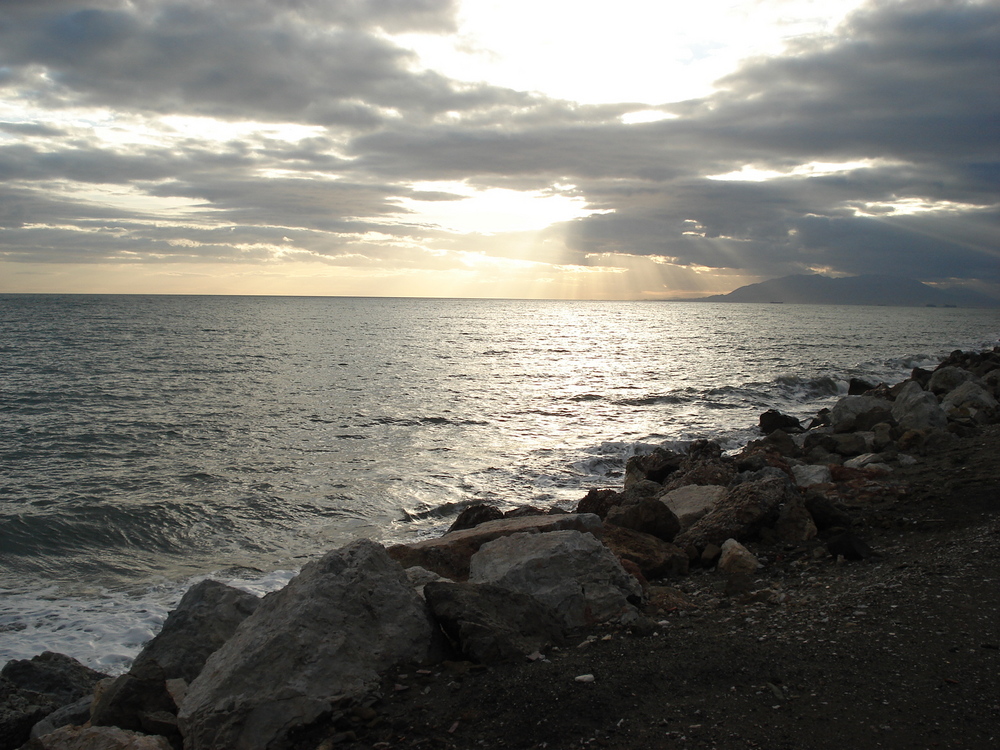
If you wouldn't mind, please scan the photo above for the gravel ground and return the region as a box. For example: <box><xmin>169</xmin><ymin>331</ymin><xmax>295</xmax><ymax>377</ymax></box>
<box><xmin>299</xmin><ymin>426</ymin><xmax>1000</xmax><ymax>750</ymax></box>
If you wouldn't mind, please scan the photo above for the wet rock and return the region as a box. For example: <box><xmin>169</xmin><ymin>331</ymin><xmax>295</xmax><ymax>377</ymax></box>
<box><xmin>848</xmin><ymin>378</ymin><xmax>877</xmax><ymax>395</ymax></box>
<box><xmin>791</xmin><ymin>464</ymin><xmax>832</xmax><ymax>487</ymax></box>
<box><xmin>605</xmin><ymin>498</ymin><xmax>680</xmax><ymax>542</ymax></box>
<box><xmin>673</xmin><ymin>477</ymin><xmax>796</xmax><ymax>551</ymax></box>
<box><xmin>659</xmin><ymin>485</ymin><xmax>727</xmax><ymax>530</ymax></box>
<box><xmin>387</xmin><ymin>513</ymin><xmax>604</xmax><ymax>581</ymax></box>
<box><xmin>600</xmin><ymin>525</ymin><xmax>689</xmax><ymax>579</ymax></box>
<box><xmin>448</xmin><ymin>503</ymin><xmax>504</xmax><ymax>532</ymax></box>
<box><xmin>91</xmin><ymin>580</ymin><xmax>259</xmax><ymax>742</ymax></box>
<box><xmin>575</xmin><ymin>489</ymin><xmax>622</xmax><ymax>519</ymax></box>
<box><xmin>178</xmin><ymin>540</ymin><xmax>442</xmax><ymax>750</ymax></box>
<box><xmin>22</xmin><ymin>725</ymin><xmax>172</xmax><ymax>750</ymax></box>
<box><xmin>624</xmin><ymin>448</ymin><xmax>684</xmax><ymax>487</ymax></box>
<box><xmin>1</xmin><ymin>653</ymin><xmax>107</xmax><ymax>750</ymax></box>
<box><xmin>759</xmin><ymin>409</ymin><xmax>802</xmax><ymax>435</ymax></box>
<box><xmin>469</xmin><ymin>530</ymin><xmax>642</xmax><ymax>629</ymax></box>
<box><xmin>717</xmin><ymin>539</ymin><xmax>761</xmax><ymax>576</ymax></box>
<box><xmin>892</xmin><ymin>381</ymin><xmax>947</xmax><ymax>432</ymax></box>
<box><xmin>423</xmin><ymin>581</ymin><xmax>566</xmax><ymax>663</ymax></box>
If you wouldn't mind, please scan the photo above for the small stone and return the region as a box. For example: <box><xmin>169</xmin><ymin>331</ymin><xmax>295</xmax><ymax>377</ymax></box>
<box><xmin>574</xmin><ymin>674</ymin><xmax>595</xmax><ymax>683</ymax></box>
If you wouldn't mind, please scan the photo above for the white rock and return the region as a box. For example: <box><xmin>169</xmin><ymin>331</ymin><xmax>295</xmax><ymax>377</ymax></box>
<box><xmin>659</xmin><ymin>485</ymin><xmax>727</xmax><ymax>530</ymax></box>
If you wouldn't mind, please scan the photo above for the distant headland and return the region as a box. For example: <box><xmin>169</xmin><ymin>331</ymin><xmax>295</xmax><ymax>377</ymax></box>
<box><xmin>673</xmin><ymin>274</ymin><xmax>1000</xmax><ymax>307</ymax></box>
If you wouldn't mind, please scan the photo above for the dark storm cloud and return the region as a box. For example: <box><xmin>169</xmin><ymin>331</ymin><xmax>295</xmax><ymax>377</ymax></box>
<box><xmin>0</xmin><ymin>0</ymin><xmax>516</xmax><ymax>126</ymax></box>
<box><xmin>0</xmin><ymin>0</ymin><xmax>997</xmax><ymax>293</ymax></box>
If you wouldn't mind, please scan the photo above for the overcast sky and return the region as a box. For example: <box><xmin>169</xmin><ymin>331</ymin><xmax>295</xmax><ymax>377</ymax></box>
<box><xmin>1</xmin><ymin>0</ymin><xmax>997</xmax><ymax>298</ymax></box>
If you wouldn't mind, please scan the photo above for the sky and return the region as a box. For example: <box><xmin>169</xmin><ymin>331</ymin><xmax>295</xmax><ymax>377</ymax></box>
<box><xmin>0</xmin><ymin>0</ymin><xmax>997</xmax><ymax>299</ymax></box>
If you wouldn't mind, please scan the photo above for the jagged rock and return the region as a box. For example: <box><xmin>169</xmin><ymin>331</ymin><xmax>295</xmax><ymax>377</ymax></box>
<box><xmin>468</xmin><ymin>530</ymin><xmax>642</xmax><ymax>629</ymax></box>
<box><xmin>600</xmin><ymin>525</ymin><xmax>689</xmax><ymax>579</ymax></box>
<box><xmin>387</xmin><ymin>513</ymin><xmax>603</xmax><ymax>581</ymax></box>
<box><xmin>90</xmin><ymin>580</ymin><xmax>258</xmax><ymax>741</ymax></box>
<box><xmin>605</xmin><ymin>498</ymin><xmax>680</xmax><ymax>542</ymax></box>
<box><xmin>791</xmin><ymin>464</ymin><xmax>833</xmax><ymax>487</ymax></box>
<box><xmin>927</xmin><ymin>365</ymin><xmax>973</xmax><ymax>395</ymax></box>
<box><xmin>660</xmin><ymin>459</ymin><xmax>736</xmax><ymax>493</ymax></box>
<box><xmin>624</xmin><ymin>448</ymin><xmax>684</xmax><ymax>488</ymax></box>
<box><xmin>659</xmin><ymin>485</ymin><xmax>726</xmax><ymax>530</ymax></box>
<box><xmin>843</xmin><ymin>453</ymin><xmax>891</xmax><ymax>471</ymax></box>
<box><xmin>21</xmin><ymin>725</ymin><xmax>172</xmax><ymax>750</ymax></box>
<box><xmin>405</xmin><ymin>566</ymin><xmax>446</xmax><ymax>597</ymax></box>
<box><xmin>448</xmin><ymin>503</ymin><xmax>503</xmax><ymax>533</ymax></box>
<box><xmin>760</xmin><ymin>428</ymin><xmax>801</xmax><ymax>457</ymax></box>
<box><xmin>423</xmin><ymin>581</ymin><xmax>566</xmax><ymax>663</ymax></box>
<box><xmin>759</xmin><ymin>409</ymin><xmax>801</xmax><ymax>435</ymax></box>
<box><xmin>178</xmin><ymin>540</ymin><xmax>442</xmax><ymax>750</ymax></box>
<box><xmin>575</xmin><ymin>489</ymin><xmax>622</xmax><ymax>519</ymax></box>
<box><xmin>892</xmin><ymin>381</ymin><xmax>947</xmax><ymax>432</ymax></box>
<box><xmin>1</xmin><ymin>653</ymin><xmax>107</xmax><ymax>750</ymax></box>
<box><xmin>830</xmin><ymin>396</ymin><xmax>894</xmax><ymax>433</ymax></box>
<box><xmin>848</xmin><ymin>378</ymin><xmax>877</xmax><ymax>395</ymax></box>
<box><xmin>717</xmin><ymin>539</ymin><xmax>761</xmax><ymax>576</ymax></box>
<box><xmin>673</xmin><ymin>477</ymin><xmax>797</xmax><ymax>551</ymax></box>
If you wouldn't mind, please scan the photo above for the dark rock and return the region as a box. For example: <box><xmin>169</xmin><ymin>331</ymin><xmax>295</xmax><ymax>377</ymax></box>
<box><xmin>759</xmin><ymin>409</ymin><xmax>802</xmax><ymax>435</ymax></box>
<box><xmin>686</xmin><ymin>439</ymin><xmax>723</xmax><ymax>462</ymax></box>
<box><xmin>91</xmin><ymin>579</ymin><xmax>258</xmax><ymax>744</ymax></box>
<box><xmin>806</xmin><ymin>408</ymin><xmax>832</xmax><ymax>430</ymax></box>
<box><xmin>674</xmin><ymin>477</ymin><xmax>798</xmax><ymax>551</ymax></box>
<box><xmin>423</xmin><ymin>581</ymin><xmax>566</xmax><ymax>663</ymax></box>
<box><xmin>605</xmin><ymin>498</ymin><xmax>680</xmax><ymax>542</ymax></box>
<box><xmin>600</xmin><ymin>525</ymin><xmax>689</xmax><ymax>579</ymax></box>
<box><xmin>575</xmin><ymin>489</ymin><xmax>622</xmax><ymax>519</ymax></box>
<box><xmin>1</xmin><ymin>652</ymin><xmax>107</xmax><ymax>750</ymax></box>
<box><xmin>803</xmin><ymin>494</ymin><xmax>853</xmax><ymax>530</ymax></box>
<box><xmin>910</xmin><ymin>367</ymin><xmax>933</xmax><ymax>388</ymax></box>
<box><xmin>848</xmin><ymin>378</ymin><xmax>877</xmax><ymax>395</ymax></box>
<box><xmin>448</xmin><ymin>503</ymin><xmax>503</xmax><ymax>532</ymax></box>
<box><xmin>826</xmin><ymin>532</ymin><xmax>878</xmax><ymax>561</ymax></box>
<box><xmin>179</xmin><ymin>539</ymin><xmax>443</xmax><ymax>750</ymax></box>
<box><xmin>28</xmin><ymin>696</ymin><xmax>92</xmax><ymax>742</ymax></box>
<box><xmin>761</xmin><ymin>429</ymin><xmax>800</xmax><ymax>458</ymax></box>
<box><xmin>503</xmin><ymin>506</ymin><xmax>547</xmax><ymax>519</ymax></box>
<box><xmin>624</xmin><ymin>448</ymin><xmax>684</xmax><ymax>487</ymax></box>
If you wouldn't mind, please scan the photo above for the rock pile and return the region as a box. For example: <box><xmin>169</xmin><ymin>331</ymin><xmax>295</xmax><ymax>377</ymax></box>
<box><xmin>4</xmin><ymin>347</ymin><xmax>999</xmax><ymax>750</ymax></box>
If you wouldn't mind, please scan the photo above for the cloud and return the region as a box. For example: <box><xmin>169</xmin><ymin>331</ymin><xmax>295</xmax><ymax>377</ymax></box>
<box><xmin>0</xmin><ymin>0</ymin><xmax>997</xmax><ymax>296</ymax></box>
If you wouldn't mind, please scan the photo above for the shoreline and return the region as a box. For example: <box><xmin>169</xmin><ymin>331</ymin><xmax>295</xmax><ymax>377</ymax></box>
<box><xmin>4</xmin><ymin>348</ymin><xmax>1000</xmax><ymax>750</ymax></box>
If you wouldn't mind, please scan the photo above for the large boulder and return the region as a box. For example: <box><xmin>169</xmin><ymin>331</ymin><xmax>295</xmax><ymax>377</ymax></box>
<box><xmin>941</xmin><ymin>381</ymin><xmax>998</xmax><ymax>422</ymax></box>
<box><xmin>623</xmin><ymin>448</ymin><xmax>684</xmax><ymax>488</ymax></box>
<box><xmin>600</xmin><ymin>525</ymin><xmax>689</xmax><ymax>579</ymax></box>
<box><xmin>423</xmin><ymin>582</ymin><xmax>566</xmax><ymax>663</ymax></box>
<box><xmin>386</xmin><ymin>513</ymin><xmax>603</xmax><ymax>581</ymax></box>
<box><xmin>927</xmin><ymin>365</ymin><xmax>973</xmax><ymax>396</ymax></box>
<box><xmin>468</xmin><ymin>530</ymin><xmax>642</xmax><ymax>630</ymax></box>
<box><xmin>891</xmin><ymin>381</ymin><xmax>947</xmax><ymax>432</ymax></box>
<box><xmin>829</xmin><ymin>396</ymin><xmax>894</xmax><ymax>433</ymax></box>
<box><xmin>604</xmin><ymin>498</ymin><xmax>680</xmax><ymax>542</ymax></box>
<box><xmin>659</xmin><ymin>485</ymin><xmax>726</xmax><ymax>530</ymax></box>
<box><xmin>1</xmin><ymin>653</ymin><xmax>107</xmax><ymax>750</ymax></box>
<box><xmin>178</xmin><ymin>540</ymin><xmax>441</xmax><ymax>750</ymax></box>
<box><xmin>575</xmin><ymin>489</ymin><xmax>622</xmax><ymax>519</ymax></box>
<box><xmin>758</xmin><ymin>409</ymin><xmax>801</xmax><ymax>435</ymax></box>
<box><xmin>673</xmin><ymin>477</ymin><xmax>798</xmax><ymax>551</ymax></box>
<box><xmin>90</xmin><ymin>580</ymin><xmax>259</xmax><ymax>741</ymax></box>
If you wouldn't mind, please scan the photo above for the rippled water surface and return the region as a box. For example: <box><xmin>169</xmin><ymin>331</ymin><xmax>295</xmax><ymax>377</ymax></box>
<box><xmin>1</xmin><ymin>294</ymin><xmax>998</xmax><ymax>667</ymax></box>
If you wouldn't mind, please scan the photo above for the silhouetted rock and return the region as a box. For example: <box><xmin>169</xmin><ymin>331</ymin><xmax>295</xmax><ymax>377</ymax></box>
<box><xmin>759</xmin><ymin>409</ymin><xmax>802</xmax><ymax>435</ymax></box>
<box><xmin>576</xmin><ymin>488</ymin><xmax>622</xmax><ymax>519</ymax></box>
<box><xmin>448</xmin><ymin>503</ymin><xmax>503</xmax><ymax>532</ymax></box>
<box><xmin>605</xmin><ymin>498</ymin><xmax>680</xmax><ymax>542</ymax></box>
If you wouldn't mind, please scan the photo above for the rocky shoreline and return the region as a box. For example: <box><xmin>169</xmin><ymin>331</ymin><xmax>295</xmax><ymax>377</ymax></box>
<box><xmin>3</xmin><ymin>348</ymin><xmax>1000</xmax><ymax>750</ymax></box>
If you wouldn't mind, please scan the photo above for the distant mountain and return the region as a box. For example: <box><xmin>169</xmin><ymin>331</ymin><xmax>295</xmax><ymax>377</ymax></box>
<box><xmin>692</xmin><ymin>274</ymin><xmax>999</xmax><ymax>307</ymax></box>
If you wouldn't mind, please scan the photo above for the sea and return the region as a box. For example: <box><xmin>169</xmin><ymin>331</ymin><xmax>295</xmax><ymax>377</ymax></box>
<box><xmin>2</xmin><ymin>294</ymin><xmax>998</xmax><ymax>672</ymax></box>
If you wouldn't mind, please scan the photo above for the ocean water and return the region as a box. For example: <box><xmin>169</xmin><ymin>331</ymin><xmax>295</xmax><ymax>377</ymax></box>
<box><xmin>2</xmin><ymin>294</ymin><xmax>998</xmax><ymax>671</ymax></box>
